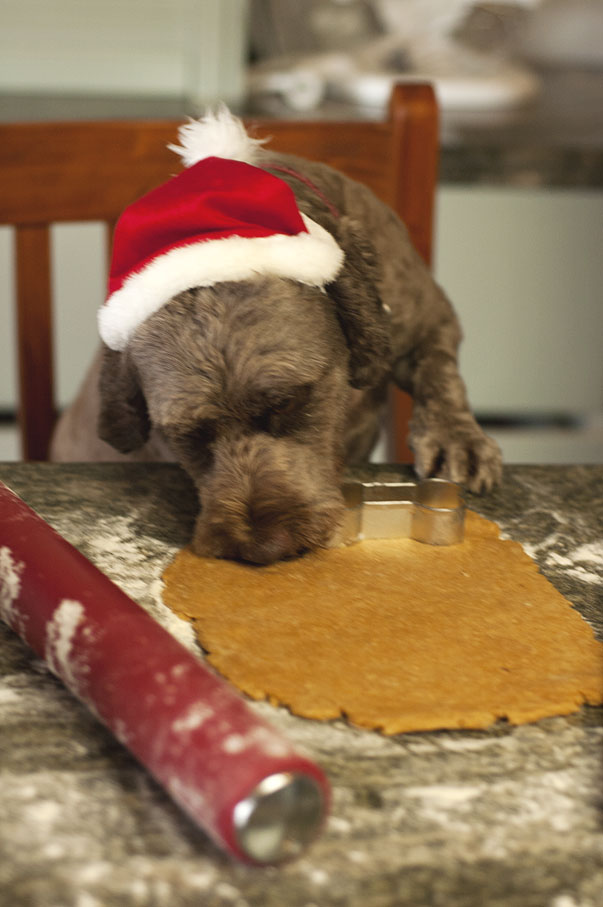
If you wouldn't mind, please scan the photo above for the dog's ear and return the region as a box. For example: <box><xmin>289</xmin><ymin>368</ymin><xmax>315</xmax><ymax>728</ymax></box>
<box><xmin>327</xmin><ymin>216</ymin><xmax>392</xmax><ymax>389</ymax></box>
<box><xmin>97</xmin><ymin>345</ymin><xmax>150</xmax><ymax>452</ymax></box>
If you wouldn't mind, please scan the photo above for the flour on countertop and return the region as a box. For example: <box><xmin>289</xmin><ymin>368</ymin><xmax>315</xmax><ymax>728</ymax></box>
<box><xmin>541</xmin><ymin>540</ymin><xmax>602</xmax><ymax>586</ymax></box>
<box><xmin>221</xmin><ymin>725</ymin><xmax>292</xmax><ymax>758</ymax></box>
<box><xmin>499</xmin><ymin>514</ymin><xmax>603</xmax><ymax>586</ymax></box>
<box><xmin>547</xmin><ymin>543</ymin><xmax>603</xmax><ymax>585</ymax></box>
<box><xmin>79</xmin><ymin>512</ymin><xmax>200</xmax><ymax>653</ymax></box>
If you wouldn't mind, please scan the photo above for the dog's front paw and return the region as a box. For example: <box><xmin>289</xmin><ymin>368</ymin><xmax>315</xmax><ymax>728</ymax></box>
<box><xmin>410</xmin><ymin>413</ymin><xmax>503</xmax><ymax>493</ymax></box>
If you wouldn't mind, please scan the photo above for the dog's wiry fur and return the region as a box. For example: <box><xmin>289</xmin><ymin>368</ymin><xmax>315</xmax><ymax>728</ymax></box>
<box><xmin>51</xmin><ymin>148</ymin><xmax>502</xmax><ymax>564</ymax></box>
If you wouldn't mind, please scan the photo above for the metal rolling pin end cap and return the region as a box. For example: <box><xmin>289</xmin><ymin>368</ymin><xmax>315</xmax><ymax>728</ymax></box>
<box><xmin>233</xmin><ymin>772</ymin><xmax>326</xmax><ymax>864</ymax></box>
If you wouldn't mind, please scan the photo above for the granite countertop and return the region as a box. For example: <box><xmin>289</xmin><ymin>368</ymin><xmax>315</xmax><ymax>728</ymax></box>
<box><xmin>1</xmin><ymin>66</ymin><xmax>602</xmax><ymax>188</ymax></box>
<box><xmin>0</xmin><ymin>462</ymin><xmax>602</xmax><ymax>907</ymax></box>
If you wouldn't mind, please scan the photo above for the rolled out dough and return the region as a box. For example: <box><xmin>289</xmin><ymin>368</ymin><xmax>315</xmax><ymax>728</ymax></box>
<box><xmin>161</xmin><ymin>511</ymin><xmax>603</xmax><ymax>734</ymax></box>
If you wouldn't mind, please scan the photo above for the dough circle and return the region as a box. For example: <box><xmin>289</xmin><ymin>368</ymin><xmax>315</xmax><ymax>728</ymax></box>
<box><xmin>162</xmin><ymin>511</ymin><xmax>603</xmax><ymax>733</ymax></box>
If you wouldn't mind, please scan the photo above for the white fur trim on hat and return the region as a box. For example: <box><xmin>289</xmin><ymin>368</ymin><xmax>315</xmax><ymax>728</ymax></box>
<box><xmin>168</xmin><ymin>104</ymin><xmax>268</xmax><ymax>167</ymax></box>
<box><xmin>98</xmin><ymin>214</ymin><xmax>344</xmax><ymax>352</ymax></box>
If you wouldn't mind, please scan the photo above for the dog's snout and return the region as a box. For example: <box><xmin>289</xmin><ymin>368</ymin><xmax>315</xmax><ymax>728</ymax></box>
<box><xmin>241</xmin><ymin>525</ymin><xmax>299</xmax><ymax>565</ymax></box>
<box><xmin>191</xmin><ymin>434</ymin><xmax>345</xmax><ymax>564</ymax></box>
<box><xmin>193</xmin><ymin>506</ymin><xmax>316</xmax><ymax>565</ymax></box>
<box><xmin>239</xmin><ymin>496</ymin><xmax>307</xmax><ymax>564</ymax></box>
<box><xmin>193</xmin><ymin>478</ymin><xmax>343</xmax><ymax>565</ymax></box>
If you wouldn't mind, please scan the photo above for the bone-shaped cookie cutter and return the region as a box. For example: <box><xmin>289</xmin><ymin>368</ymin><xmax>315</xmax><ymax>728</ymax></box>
<box><xmin>333</xmin><ymin>478</ymin><xmax>465</xmax><ymax>547</ymax></box>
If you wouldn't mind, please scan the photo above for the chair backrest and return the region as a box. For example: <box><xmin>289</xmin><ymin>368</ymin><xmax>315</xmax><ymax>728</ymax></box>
<box><xmin>0</xmin><ymin>83</ymin><xmax>438</xmax><ymax>461</ymax></box>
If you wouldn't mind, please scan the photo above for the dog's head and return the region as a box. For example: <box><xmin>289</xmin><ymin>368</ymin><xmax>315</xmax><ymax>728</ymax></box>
<box><xmin>98</xmin><ymin>220</ymin><xmax>391</xmax><ymax>564</ymax></box>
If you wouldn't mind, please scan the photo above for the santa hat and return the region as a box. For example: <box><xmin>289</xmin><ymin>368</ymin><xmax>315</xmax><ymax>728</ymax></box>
<box><xmin>98</xmin><ymin>106</ymin><xmax>344</xmax><ymax>352</ymax></box>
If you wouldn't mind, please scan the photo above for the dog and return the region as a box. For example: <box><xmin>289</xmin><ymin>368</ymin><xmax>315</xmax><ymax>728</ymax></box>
<box><xmin>51</xmin><ymin>108</ymin><xmax>502</xmax><ymax>564</ymax></box>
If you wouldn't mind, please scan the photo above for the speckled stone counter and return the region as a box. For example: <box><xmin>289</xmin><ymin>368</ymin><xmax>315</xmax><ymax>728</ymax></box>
<box><xmin>1</xmin><ymin>463</ymin><xmax>602</xmax><ymax>907</ymax></box>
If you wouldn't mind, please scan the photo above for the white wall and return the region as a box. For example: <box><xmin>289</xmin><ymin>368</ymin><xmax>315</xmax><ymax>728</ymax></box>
<box><xmin>0</xmin><ymin>0</ymin><xmax>248</xmax><ymax>107</ymax></box>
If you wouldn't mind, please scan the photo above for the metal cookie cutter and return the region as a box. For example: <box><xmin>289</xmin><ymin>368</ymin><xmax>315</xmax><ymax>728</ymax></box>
<box><xmin>333</xmin><ymin>478</ymin><xmax>465</xmax><ymax>547</ymax></box>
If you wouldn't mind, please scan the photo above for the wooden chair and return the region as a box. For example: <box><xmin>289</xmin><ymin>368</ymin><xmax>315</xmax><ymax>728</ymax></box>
<box><xmin>0</xmin><ymin>83</ymin><xmax>438</xmax><ymax>461</ymax></box>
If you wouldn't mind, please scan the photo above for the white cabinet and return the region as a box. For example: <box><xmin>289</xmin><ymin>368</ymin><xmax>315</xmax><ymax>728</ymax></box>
<box><xmin>435</xmin><ymin>185</ymin><xmax>603</xmax><ymax>418</ymax></box>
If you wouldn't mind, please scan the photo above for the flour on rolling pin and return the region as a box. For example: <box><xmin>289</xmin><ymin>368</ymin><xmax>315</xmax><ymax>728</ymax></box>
<box><xmin>0</xmin><ymin>481</ymin><xmax>329</xmax><ymax>865</ymax></box>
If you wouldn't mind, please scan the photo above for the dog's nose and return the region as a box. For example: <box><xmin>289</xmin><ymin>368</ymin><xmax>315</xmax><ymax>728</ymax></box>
<box><xmin>242</xmin><ymin>526</ymin><xmax>299</xmax><ymax>565</ymax></box>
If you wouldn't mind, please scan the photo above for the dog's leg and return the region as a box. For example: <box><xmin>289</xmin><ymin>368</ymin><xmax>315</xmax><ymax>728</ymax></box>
<box><xmin>396</xmin><ymin>320</ymin><xmax>502</xmax><ymax>492</ymax></box>
<box><xmin>347</xmin><ymin>193</ymin><xmax>503</xmax><ymax>492</ymax></box>
<box><xmin>388</xmin><ymin>269</ymin><xmax>502</xmax><ymax>492</ymax></box>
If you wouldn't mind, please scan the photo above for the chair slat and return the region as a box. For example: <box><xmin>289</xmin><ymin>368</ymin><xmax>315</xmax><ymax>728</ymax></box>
<box><xmin>387</xmin><ymin>84</ymin><xmax>439</xmax><ymax>461</ymax></box>
<box><xmin>15</xmin><ymin>225</ymin><xmax>55</xmax><ymax>460</ymax></box>
<box><xmin>388</xmin><ymin>83</ymin><xmax>439</xmax><ymax>268</ymax></box>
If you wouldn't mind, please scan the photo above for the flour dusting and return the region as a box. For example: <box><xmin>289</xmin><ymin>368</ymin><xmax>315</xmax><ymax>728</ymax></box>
<box><xmin>172</xmin><ymin>701</ymin><xmax>214</xmax><ymax>734</ymax></box>
<box><xmin>0</xmin><ymin>686</ymin><xmax>21</xmax><ymax>705</ymax></box>
<box><xmin>82</xmin><ymin>512</ymin><xmax>199</xmax><ymax>653</ymax></box>
<box><xmin>149</xmin><ymin>577</ymin><xmax>199</xmax><ymax>653</ymax></box>
<box><xmin>165</xmin><ymin>775</ymin><xmax>210</xmax><ymax>822</ymax></box>
<box><xmin>405</xmin><ymin>784</ymin><xmax>483</xmax><ymax>808</ymax></box>
<box><xmin>45</xmin><ymin>599</ymin><xmax>86</xmax><ymax>691</ymax></box>
<box><xmin>500</xmin><ymin>514</ymin><xmax>603</xmax><ymax>587</ymax></box>
<box><xmin>221</xmin><ymin>725</ymin><xmax>292</xmax><ymax>758</ymax></box>
<box><xmin>547</xmin><ymin>542</ymin><xmax>603</xmax><ymax>585</ymax></box>
<box><xmin>0</xmin><ymin>546</ymin><xmax>24</xmax><ymax>629</ymax></box>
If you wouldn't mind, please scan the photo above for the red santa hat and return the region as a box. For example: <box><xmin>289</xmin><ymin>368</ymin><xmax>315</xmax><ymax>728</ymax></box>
<box><xmin>98</xmin><ymin>106</ymin><xmax>344</xmax><ymax>352</ymax></box>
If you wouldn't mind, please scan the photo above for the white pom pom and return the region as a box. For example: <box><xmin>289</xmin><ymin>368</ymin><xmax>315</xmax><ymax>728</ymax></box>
<box><xmin>168</xmin><ymin>104</ymin><xmax>268</xmax><ymax>167</ymax></box>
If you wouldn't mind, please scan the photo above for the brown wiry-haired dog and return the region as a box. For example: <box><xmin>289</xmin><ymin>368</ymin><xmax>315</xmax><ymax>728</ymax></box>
<box><xmin>51</xmin><ymin>109</ymin><xmax>502</xmax><ymax>564</ymax></box>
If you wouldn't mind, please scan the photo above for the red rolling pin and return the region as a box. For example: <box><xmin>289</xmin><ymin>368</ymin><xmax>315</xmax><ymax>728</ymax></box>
<box><xmin>0</xmin><ymin>480</ymin><xmax>329</xmax><ymax>864</ymax></box>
